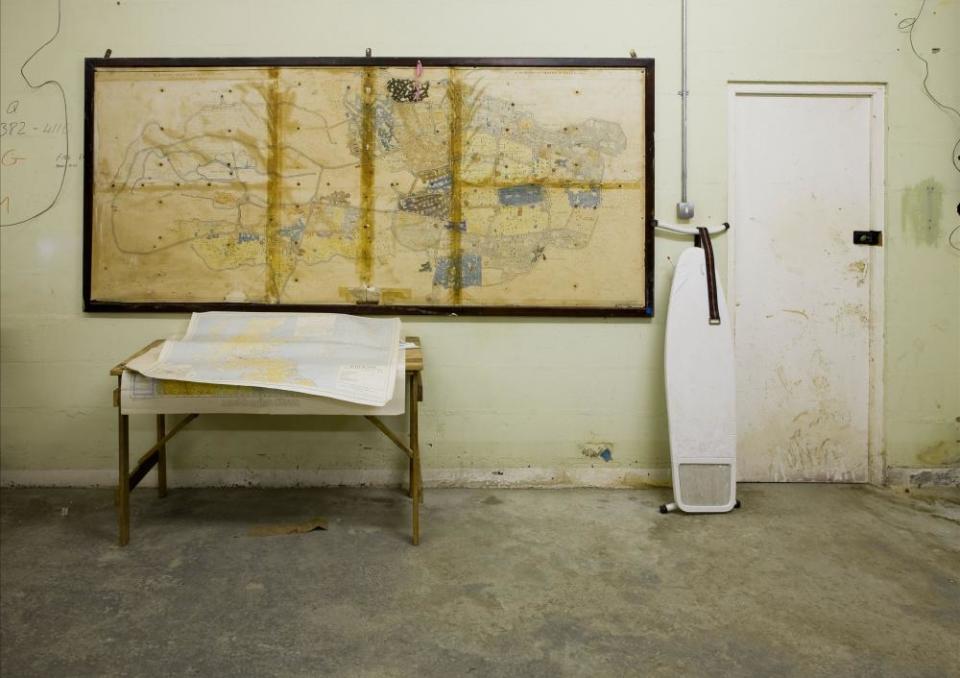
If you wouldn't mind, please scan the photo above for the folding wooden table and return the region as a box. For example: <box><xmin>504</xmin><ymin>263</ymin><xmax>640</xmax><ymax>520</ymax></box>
<box><xmin>110</xmin><ymin>338</ymin><xmax>424</xmax><ymax>545</ymax></box>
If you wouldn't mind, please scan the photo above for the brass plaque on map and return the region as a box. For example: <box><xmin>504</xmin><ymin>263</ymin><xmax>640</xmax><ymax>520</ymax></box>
<box><xmin>84</xmin><ymin>58</ymin><xmax>654</xmax><ymax>316</ymax></box>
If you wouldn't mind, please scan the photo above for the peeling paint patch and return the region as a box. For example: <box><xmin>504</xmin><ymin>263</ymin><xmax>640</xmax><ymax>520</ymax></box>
<box><xmin>581</xmin><ymin>442</ymin><xmax>614</xmax><ymax>461</ymax></box>
<box><xmin>909</xmin><ymin>469</ymin><xmax>960</xmax><ymax>488</ymax></box>
<box><xmin>901</xmin><ymin>179</ymin><xmax>943</xmax><ymax>246</ymax></box>
<box><xmin>886</xmin><ymin>466</ymin><xmax>960</xmax><ymax>488</ymax></box>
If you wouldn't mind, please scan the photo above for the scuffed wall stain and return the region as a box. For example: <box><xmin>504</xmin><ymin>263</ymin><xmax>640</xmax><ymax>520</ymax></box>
<box><xmin>901</xmin><ymin>178</ymin><xmax>943</xmax><ymax>246</ymax></box>
<box><xmin>836</xmin><ymin>302</ymin><xmax>869</xmax><ymax>330</ymax></box>
<box><xmin>775</xmin><ymin>366</ymin><xmax>798</xmax><ymax>395</ymax></box>
<box><xmin>746</xmin><ymin>345</ymin><xmax>864</xmax><ymax>482</ymax></box>
<box><xmin>774</xmin><ymin>404</ymin><xmax>856</xmax><ymax>483</ymax></box>
<box><xmin>916</xmin><ymin>440</ymin><xmax>960</xmax><ymax>467</ymax></box>
<box><xmin>846</xmin><ymin>260</ymin><xmax>867</xmax><ymax>287</ymax></box>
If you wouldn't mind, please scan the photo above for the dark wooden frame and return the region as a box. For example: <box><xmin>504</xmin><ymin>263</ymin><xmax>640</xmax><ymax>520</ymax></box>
<box><xmin>83</xmin><ymin>56</ymin><xmax>655</xmax><ymax>317</ymax></box>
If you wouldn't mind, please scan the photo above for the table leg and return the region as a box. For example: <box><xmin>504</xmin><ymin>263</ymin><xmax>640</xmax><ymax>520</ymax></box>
<box><xmin>156</xmin><ymin>414</ymin><xmax>167</xmax><ymax>498</ymax></box>
<box><xmin>415</xmin><ymin>372</ymin><xmax>424</xmax><ymax>504</ymax></box>
<box><xmin>408</xmin><ymin>375</ymin><xmax>415</xmax><ymax>498</ymax></box>
<box><xmin>410</xmin><ymin>372</ymin><xmax>423</xmax><ymax>504</ymax></box>
<box><xmin>407</xmin><ymin>373</ymin><xmax>417</xmax><ymax>499</ymax></box>
<box><xmin>410</xmin><ymin>372</ymin><xmax>421</xmax><ymax>545</ymax></box>
<box><xmin>117</xmin><ymin>411</ymin><xmax>130</xmax><ymax>546</ymax></box>
<box><xmin>411</xmin><ymin>470</ymin><xmax>420</xmax><ymax>546</ymax></box>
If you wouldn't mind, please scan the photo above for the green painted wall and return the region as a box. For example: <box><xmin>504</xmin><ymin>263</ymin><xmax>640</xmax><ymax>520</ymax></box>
<box><xmin>1</xmin><ymin>0</ymin><xmax>957</xmax><ymax>484</ymax></box>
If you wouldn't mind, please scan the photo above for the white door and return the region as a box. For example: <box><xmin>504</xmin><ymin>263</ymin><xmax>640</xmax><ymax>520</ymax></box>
<box><xmin>729</xmin><ymin>85</ymin><xmax>884</xmax><ymax>482</ymax></box>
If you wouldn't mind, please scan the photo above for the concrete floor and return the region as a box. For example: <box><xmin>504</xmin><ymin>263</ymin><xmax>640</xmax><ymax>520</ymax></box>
<box><xmin>1</xmin><ymin>484</ymin><xmax>957</xmax><ymax>677</ymax></box>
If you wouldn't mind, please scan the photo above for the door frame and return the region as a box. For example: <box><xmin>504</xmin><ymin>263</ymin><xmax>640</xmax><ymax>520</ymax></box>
<box><xmin>726</xmin><ymin>82</ymin><xmax>886</xmax><ymax>484</ymax></box>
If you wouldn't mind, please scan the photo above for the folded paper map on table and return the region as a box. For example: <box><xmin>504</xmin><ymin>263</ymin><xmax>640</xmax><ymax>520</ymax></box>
<box><xmin>125</xmin><ymin>312</ymin><xmax>402</xmax><ymax>406</ymax></box>
<box><xmin>119</xmin><ymin>357</ymin><xmax>406</xmax><ymax>415</ymax></box>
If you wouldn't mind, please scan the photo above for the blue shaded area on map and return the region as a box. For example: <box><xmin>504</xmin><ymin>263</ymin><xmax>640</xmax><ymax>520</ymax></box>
<box><xmin>433</xmin><ymin>253</ymin><xmax>482</xmax><ymax>288</ymax></box>
<box><xmin>567</xmin><ymin>188</ymin><xmax>602</xmax><ymax>208</ymax></box>
<box><xmin>427</xmin><ymin>175</ymin><xmax>452</xmax><ymax>191</ymax></box>
<box><xmin>237</xmin><ymin>231</ymin><xmax>262</xmax><ymax>243</ymax></box>
<box><xmin>345</xmin><ymin>96</ymin><xmax>396</xmax><ymax>152</ymax></box>
<box><xmin>399</xmin><ymin>191</ymin><xmax>448</xmax><ymax>218</ymax></box>
<box><xmin>279</xmin><ymin>219</ymin><xmax>306</xmax><ymax>244</ymax></box>
<box><xmin>340</xmin><ymin>210</ymin><xmax>360</xmax><ymax>236</ymax></box>
<box><xmin>375</xmin><ymin>101</ymin><xmax>395</xmax><ymax>151</ymax></box>
<box><xmin>498</xmin><ymin>184</ymin><xmax>544</xmax><ymax>206</ymax></box>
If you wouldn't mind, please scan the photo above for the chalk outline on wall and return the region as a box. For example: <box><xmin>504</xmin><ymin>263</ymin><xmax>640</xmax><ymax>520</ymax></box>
<box><xmin>0</xmin><ymin>0</ymin><xmax>68</xmax><ymax>228</ymax></box>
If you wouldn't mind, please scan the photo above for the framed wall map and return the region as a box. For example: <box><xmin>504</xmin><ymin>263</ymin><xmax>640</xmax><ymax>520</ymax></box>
<box><xmin>83</xmin><ymin>57</ymin><xmax>654</xmax><ymax>316</ymax></box>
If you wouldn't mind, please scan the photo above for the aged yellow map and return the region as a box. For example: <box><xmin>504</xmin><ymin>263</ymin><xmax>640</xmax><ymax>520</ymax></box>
<box><xmin>88</xmin><ymin>62</ymin><xmax>650</xmax><ymax>311</ymax></box>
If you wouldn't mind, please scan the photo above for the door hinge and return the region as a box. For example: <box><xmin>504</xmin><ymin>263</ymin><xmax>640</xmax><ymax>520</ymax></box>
<box><xmin>853</xmin><ymin>230</ymin><xmax>882</xmax><ymax>246</ymax></box>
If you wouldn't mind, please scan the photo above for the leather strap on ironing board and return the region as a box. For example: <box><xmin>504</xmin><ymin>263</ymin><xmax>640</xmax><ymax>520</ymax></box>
<box><xmin>697</xmin><ymin>227</ymin><xmax>721</xmax><ymax>325</ymax></box>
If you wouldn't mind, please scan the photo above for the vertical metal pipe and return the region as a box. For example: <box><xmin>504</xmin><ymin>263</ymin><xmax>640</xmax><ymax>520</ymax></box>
<box><xmin>677</xmin><ymin>0</ymin><xmax>694</xmax><ymax>219</ymax></box>
<box><xmin>680</xmin><ymin>0</ymin><xmax>688</xmax><ymax>203</ymax></box>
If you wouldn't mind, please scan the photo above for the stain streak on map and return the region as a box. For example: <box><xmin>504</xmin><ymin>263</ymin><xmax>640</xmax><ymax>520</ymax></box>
<box><xmin>447</xmin><ymin>70</ymin><xmax>465</xmax><ymax>303</ymax></box>
<box><xmin>264</xmin><ymin>67</ymin><xmax>284</xmax><ymax>302</ymax></box>
<box><xmin>357</xmin><ymin>67</ymin><xmax>376</xmax><ymax>285</ymax></box>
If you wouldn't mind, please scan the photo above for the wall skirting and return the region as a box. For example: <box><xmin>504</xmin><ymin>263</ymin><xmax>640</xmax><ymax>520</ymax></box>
<box><xmin>9</xmin><ymin>466</ymin><xmax>956</xmax><ymax>489</ymax></box>
<box><xmin>0</xmin><ymin>467</ymin><xmax>672</xmax><ymax>489</ymax></box>
<box><xmin>885</xmin><ymin>466</ymin><xmax>960</xmax><ymax>488</ymax></box>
